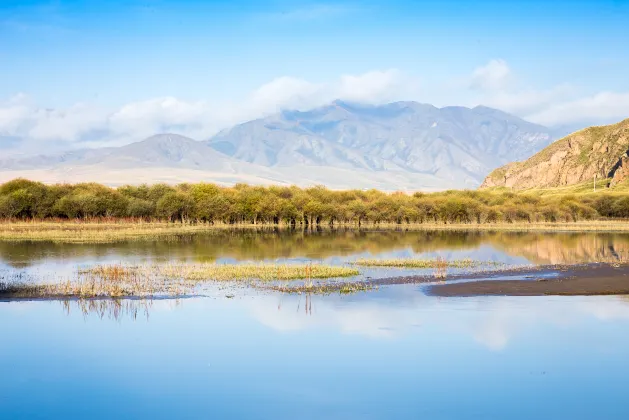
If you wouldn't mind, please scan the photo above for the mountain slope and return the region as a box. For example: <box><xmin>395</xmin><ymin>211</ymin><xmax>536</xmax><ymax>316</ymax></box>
<box><xmin>0</xmin><ymin>102</ymin><xmax>556</xmax><ymax>190</ymax></box>
<box><xmin>0</xmin><ymin>133</ymin><xmax>453</xmax><ymax>190</ymax></box>
<box><xmin>1</xmin><ymin>134</ymin><xmax>236</xmax><ymax>171</ymax></box>
<box><xmin>480</xmin><ymin>118</ymin><xmax>629</xmax><ymax>190</ymax></box>
<box><xmin>207</xmin><ymin>101</ymin><xmax>553</xmax><ymax>187</ymax></box>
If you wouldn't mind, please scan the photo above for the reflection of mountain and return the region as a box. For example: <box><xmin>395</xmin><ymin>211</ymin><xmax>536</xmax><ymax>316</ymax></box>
<box><xmin>488</xmin><ymin>233</ymin><xmax>629</xmax><ymax>265</ymax></box>
<box><xmin>3</xmin><ymin>230</ymin><xmax>629</xmax><ymax>268</ymax></box>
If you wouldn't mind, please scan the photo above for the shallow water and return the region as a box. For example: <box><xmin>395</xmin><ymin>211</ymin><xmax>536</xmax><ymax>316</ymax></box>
<box><xmin>2</xmin><ymin>230</ymin><xmax>629</xmax><ymax>419</ymax></box>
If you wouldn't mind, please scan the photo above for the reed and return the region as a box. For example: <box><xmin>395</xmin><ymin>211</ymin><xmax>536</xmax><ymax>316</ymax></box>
<box><xmin>353</xmin><ymin>258</ymin><xmax>500</xmax><ymax>268</ymax></box>
<box><xmin>154</xmin><ymin>263</ymin><xmax>359</xmax><ymax>281</ymax></box>
<box><xmin>269</xmin><ymin>280</ymin><xmax>374</xmax><ymax>295</ymax></box>
<box><xmin>1</xmin><ymin>262</ymin><xmax>361</xmax><ymax>300</ymax></box>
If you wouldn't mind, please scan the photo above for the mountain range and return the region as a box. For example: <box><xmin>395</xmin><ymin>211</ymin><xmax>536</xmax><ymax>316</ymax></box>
<box><xmin>0</xmin><ymin>101</ymin><xmax>556</xmax><ymax>191</ymax></box>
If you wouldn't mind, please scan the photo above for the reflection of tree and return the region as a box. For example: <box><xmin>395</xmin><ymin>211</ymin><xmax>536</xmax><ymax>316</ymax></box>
<box><xmin>0</xmin><ymin>230</ymin><xmax>485</xmax><ymax>267</ymax></box>
<box><xmin>3</xmin><ymin>229</ymin><xmax>629</xmax><ymax>268</ymax></box>
<box><xmin>59</xmin><ymin>298</ymin><xmax>175</xmax><ymax>321</ymax></box>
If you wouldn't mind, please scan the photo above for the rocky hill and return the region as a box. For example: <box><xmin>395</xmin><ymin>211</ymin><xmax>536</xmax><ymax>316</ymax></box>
<box><xmin>480</xmin><ymin>118</ymin><xmax>629</xmax><ymax>190</ymax></box>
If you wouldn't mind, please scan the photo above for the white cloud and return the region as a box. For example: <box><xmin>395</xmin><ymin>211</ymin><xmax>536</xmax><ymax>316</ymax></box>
<box><xmin>467</xmin><ymin>59</ymin><xmax>629</xmax><ymax>127</ymax></box>
<box><xmin>0</xmin><ymin>69</ymin><xmax>412</xmax><ymax>153</ymax></box>
<box><xmin>337</xmin><ymin>69</ymin><xmax>413</xmax><ymax>103</ymax></box>
<box><xmin>2</xmin><ymin>59</ymin><xmax>629</xmax><ymax>155</ymax></box>
<box><xmin>469</xmin><ymin>59</ymin><xmax>512</xmax><ymax>91</ymax></box>
<box><xmin>476</xmin><ymin>84</ymin><xmax>576</xmax><ymax>117</ymax></box>
<box><xmin>525</xmin><ymin>91</ymin><xmax>629</xmax><ymax>127</ymax></box>
<box><xmin>247</xmin><ymin>76</ymin><xmax>326</xmax><ymax>113</ymax></box>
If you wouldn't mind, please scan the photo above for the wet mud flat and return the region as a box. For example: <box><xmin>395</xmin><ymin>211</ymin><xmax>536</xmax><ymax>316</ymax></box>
<box><xmin>423</xmin><ymin>263</ymin><xmax>629</xmax><ymax>296</ymax></box>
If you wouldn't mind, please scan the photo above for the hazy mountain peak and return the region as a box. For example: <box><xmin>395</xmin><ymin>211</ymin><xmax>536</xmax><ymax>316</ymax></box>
<box><xmin>207</xmin><ymin>100</ymin><xmax>554</xmax><ymax>187</ymax></box>
<box><xmin>0</xmin><ymin>101</ymin><xmax>556</xmax><ymax>191</ymax></box>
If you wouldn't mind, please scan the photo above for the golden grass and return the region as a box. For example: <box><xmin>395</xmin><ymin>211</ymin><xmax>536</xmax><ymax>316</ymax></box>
<box><xmin>1</xmin><ymin>264</ymin><xmax>190</xmax><ymax>299</ymax></box>
<box><xmin>4</xmin><ymin>219</ymin><xmax>629</xmax><ymax>243</ymax></box>
<box><xmin>0</xmin><ymin>220</ymin><xmax>222</xmax><ymax>243</ymax></box>
<box><xmin>148</xmin><ymin>263</ymin><xmax>359</xmax><ymax>282</ymax></box>
<box><xmin>269</xmin><ymin>280</ymin><xmax>374</xmax><ymax>295</ymax></box>
<box><xmin>0</xmin><ymin>262</ymin><xmax>361</xmax><ymax>299</ymax></box>
<box><xmin>353</xmin><ymin>257</ymin><xmax>501</xmax><ymax>268</ymax></box>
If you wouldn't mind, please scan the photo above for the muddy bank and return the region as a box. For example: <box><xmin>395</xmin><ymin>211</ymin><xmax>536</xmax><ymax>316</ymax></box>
<box><xmin>426</xmin><ymin>263</ymin><xmax>629</xmax><ymax>296</ymax></box>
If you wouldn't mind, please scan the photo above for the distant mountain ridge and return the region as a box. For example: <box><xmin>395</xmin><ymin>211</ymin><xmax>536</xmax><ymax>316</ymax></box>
<box><xmin>480</xmin><ymin>118</ymin><xmax>629</xmax><ymax>190</ymax></box>
<box><xmin>0</xmin><ymin>101</ymin><xmax>556</xmax><ymax>190</ymax></box>
<box><xmin>207</xmin><ymin>100</ymin><xmax>553</xmax><ymax>188</ymax></box>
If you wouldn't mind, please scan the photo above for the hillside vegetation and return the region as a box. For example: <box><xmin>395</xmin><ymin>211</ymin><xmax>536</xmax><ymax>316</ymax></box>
<box><xmin>2</xmin><ymin>178</ymin><xmax>629</xmax><ymax>225</ymax></box>
<box><xmin>481</xmin><ymin>118</ymin><xmax>629</xmax><ymax>190</ymax></box>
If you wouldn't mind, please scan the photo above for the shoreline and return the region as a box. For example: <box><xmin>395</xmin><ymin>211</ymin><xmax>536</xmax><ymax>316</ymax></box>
<box><xmin>3</xmin><ymin>220</ymin><xmax>629</xmax><ymax>243</ymax></box>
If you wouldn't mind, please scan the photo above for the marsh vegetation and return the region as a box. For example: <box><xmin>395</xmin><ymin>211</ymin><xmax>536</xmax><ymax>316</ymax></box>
<box><xmin>3</xmin><ymin>179</ymin><xmax>629</xmax><ymax>234</ymax></box>
<box><xmin>0</xmin><ymin>262</ymin><xmax>363</xmax><ymax>299</ymax></box>
<box><xmin>353</xmin><ymin>258</ymin><xmax>502</xmax><ymax>268</ymax></box>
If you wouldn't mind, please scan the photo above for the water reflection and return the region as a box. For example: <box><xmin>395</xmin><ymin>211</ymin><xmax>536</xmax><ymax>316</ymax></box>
<box><xmin>44</xmin><ymin>290</ymin><xmax>629</xmax><ymax>353</ymax></box>
<box><xmin>3</xmin><ymin>292</ymin><xmax>629</xmax><ymax>419</ymax></box>
<box><xmin>2</xmin><ymin>230</ymin><xmax>629</xmax><ymax>268</ymax></box>
<box><xmin>59</xmin><ymin>298</ymin><xmax>162</xmax><ymax>321</ymax></box>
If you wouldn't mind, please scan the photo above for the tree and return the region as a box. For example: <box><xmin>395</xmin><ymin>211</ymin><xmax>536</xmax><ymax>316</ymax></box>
<box><xmin>156</xmin><ymin>192</ymin><xmax>194</xmax><ymax>222</ymax></box>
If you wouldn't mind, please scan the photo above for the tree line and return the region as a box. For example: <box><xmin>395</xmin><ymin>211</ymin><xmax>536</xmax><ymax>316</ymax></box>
<box><xmin>1</xmin><ymin>178</ymin><xmax>628</xmax><ymax>224</ymax></box>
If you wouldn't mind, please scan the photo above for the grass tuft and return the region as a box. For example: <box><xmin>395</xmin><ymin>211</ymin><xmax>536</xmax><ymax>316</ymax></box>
<box><xmin>353</xmin><ymin>258</ymin><xmax>500</xmax><ymax>268</ymax></box>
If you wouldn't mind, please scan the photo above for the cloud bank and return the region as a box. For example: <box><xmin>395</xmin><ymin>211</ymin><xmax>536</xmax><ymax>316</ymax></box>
<box><xmin>1</xmin><ymin>60</ymin><xmax>628</xmax><ymax>155</ymax></box>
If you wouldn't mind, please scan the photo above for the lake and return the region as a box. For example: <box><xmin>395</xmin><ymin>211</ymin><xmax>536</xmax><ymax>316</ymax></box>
<box><xmin>2</xmin><ymin>230</ymin><xmax>629</xmax><ymax>419</ymax></box>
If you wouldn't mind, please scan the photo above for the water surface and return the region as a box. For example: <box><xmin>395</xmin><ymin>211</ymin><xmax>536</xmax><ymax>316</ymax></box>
<box><xmin>2</xmin><ymin>230</ymin><xmax>629</xmax><ymax>419</ymax></box>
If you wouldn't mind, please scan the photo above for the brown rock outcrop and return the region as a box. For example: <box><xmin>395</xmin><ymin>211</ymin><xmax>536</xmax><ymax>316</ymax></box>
<box><xmin>610</xmin><ymin>153</ymin><xmax>629</xmax><ymax>187</ymax></box>
<box><xmin>480</xmin><ymin>118</ymin><xmax>629</xmax><ymax>190</ymax></box>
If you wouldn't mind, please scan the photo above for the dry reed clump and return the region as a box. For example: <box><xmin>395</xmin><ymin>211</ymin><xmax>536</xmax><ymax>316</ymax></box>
<box><xmin>433</xmin><ymin>257</ymin><xmax>448</xmax><ymax>279</ymax></box>
<box><xmin>353</xmin><ymin>258</ymin><xmax>501</xmax><ymax>268</ymax></box>
<box><xmin>0</xmin><ymin>264</ymin><xmax>194</xmax><ymax>299</ymax></box>
<box><xmin>157</xmin><ymin>263</ymin><xmax>359</xmax><ymax>281</ymax></box>
<box><xmin>0</xmin><ymin>262</ymin><xmax>363</xmax><ymax>299</ymax></box>
<box><xmin>269</xmin><ymin>280</ymin><xmax>374</xmax><ymax>295</ymax></box>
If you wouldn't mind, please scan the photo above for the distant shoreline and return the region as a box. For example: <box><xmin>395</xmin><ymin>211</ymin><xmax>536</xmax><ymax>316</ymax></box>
<box><xmin>3</xmin><ymin>220</ymin><xmax>629</xmax><ymax>243</ymax></box>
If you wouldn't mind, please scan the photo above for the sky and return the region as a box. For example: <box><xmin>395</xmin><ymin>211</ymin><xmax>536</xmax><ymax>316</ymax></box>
<box><xmin>1</xmin><ymin>0</ymin><xmax>629</xmax><ymax>152</ymax></box>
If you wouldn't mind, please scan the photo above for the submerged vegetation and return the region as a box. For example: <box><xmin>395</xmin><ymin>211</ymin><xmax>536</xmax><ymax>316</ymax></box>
<box><xmin>3</xmin><ymin>178</ymin><xmax>629</xmax><ymax>233</ymax></box>
<box><xmin>353</xmin><ymin>258</ymin><xmax>501</xmax><ymax>268</ymax></box>
<box><xmin>155</xmin><ymin>263</ymin><xmax>359</xmax><ymax>281</ymax></box>
<box><xmin>0</xmin><ymin>262</ymin><xmax>363</xmax><ymax>300</ymax></box>
<box><xmin>79</xmin><ymin>263</ymin><xmax>359</xmax><ymax>282</ymax></box>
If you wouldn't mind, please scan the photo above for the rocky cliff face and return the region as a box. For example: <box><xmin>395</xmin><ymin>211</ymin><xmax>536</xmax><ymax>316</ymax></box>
<box><xmin>480</xmin><ymin>118</ymin><xmax>629</xmax><ymax>190</ymax></box>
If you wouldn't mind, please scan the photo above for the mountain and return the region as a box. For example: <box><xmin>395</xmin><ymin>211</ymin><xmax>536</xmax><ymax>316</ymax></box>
<box><xmin>0</xmin><ymin>134</ymin><xmax>294</xmax><ymax>186</ymax></box>
<box><xmin>1</xmin><ymin>134</ymin><xmax>232</xmax><ymax>170</ymax></box>
<box><xmin>207</xmin><ymin>101</ymin><xmax>553</xmax><ymax>188</ymax></box>
<box><xmin>480</xmin><ymin>118</ymin><xmax>629</xmax><ymax>190</ymax></box>
<box><xmin>0</xmin><ymin>101</ymin><xmax>556</xmax><ymax>190</ymax></box>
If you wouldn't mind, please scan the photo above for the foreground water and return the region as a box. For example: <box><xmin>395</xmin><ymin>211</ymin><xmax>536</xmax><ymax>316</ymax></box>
<box><xmin>2</xmin><ymin>230</ymin><xmax>629</xmax><ymax>419</ymax></box>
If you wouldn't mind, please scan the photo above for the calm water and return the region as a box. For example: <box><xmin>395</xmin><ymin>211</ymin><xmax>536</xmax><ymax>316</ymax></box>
<box><xmin>2</xmin><ymin>230</ymin><xmax>629</xmax><ymax>419</ymax></box>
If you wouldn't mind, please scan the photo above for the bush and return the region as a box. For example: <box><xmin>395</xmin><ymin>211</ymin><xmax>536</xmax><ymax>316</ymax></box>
<box><xmin>0</xmin><ymin>178</ymin><xmax>616</xmax><ymax>224</ymax></box>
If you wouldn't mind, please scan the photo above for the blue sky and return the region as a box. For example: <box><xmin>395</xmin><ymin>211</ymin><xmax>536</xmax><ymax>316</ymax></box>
<box><xmin>1</xmin><ymin>0</ymin><xmax>629</xmax><ymax>150</ymax></box>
